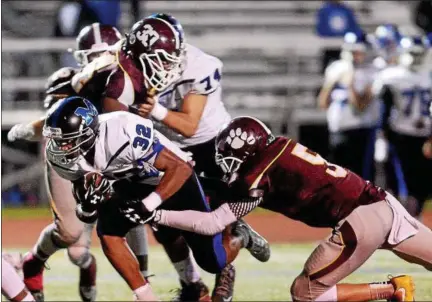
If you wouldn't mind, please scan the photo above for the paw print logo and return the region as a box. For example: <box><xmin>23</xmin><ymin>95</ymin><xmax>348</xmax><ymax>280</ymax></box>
<box><xmin>226</xmin><ymin>128</ymin><xmax>256</xmax><ymax>150</ymax></box>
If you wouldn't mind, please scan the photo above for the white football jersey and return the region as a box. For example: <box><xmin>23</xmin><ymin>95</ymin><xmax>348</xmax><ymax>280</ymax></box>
<box><xmin>373</xmin><ymin>66</ymin><xmax>432</xmax><ymax>137</ymax></box>
<box><xmin>325</xmin><ymin>60</ymin><xmax>380</xmax><ymax>133</ymax></box>
<box><xmin>46</xmin><ymin>111</ymin><xmax>190</xmax><ymax>185</ymax></box>
<box><xmin>154</xmin><ymin>44</ymin><xmax>231</xmax><ymax>148</ymax></box>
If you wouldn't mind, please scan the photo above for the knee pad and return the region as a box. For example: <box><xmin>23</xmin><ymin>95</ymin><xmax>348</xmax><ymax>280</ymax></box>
<box><xmin>53</xmin><ymin>223</ymin><xmax>84</xmax><ymax>247</ymax></box>
<box><xmin>67</xmin><ymin>246</ymin><xmax>92</xmax><ymax>268</ymax></box>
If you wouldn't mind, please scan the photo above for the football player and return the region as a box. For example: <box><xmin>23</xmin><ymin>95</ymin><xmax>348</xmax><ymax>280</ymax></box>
<box><xmin>2</xmin><ymin>254</ymin><xmax>35</xmax><ymax>302</ymax></box>
<box><xmin>318</xmin><ymin>31</ymin><xmax>380</xmax><ymax>181</ymax></box>
<box><xmin>100</xmin><ymin>13</ymin><xmax>269</xmax><ymax>301</ymax></box>
<box><xmin>41</xmin><ymin>96</ymin><xmax>269</xmax><ymax>301</ymax></box>
<box><xmin>6</xmin><ymin>23</ymin><xmax>144</xmax><ymax>302</ymax></box>
<box><xmin>148</xmin><ymin>116</ymin><xmax>432</xmax><ymax>302</ymax></box>
<box><xmin>373</xmin><ymin>35</ymin><xmax>432</xmax><ymax>218</ymax></box>
<box><xmin>370</xmin><ymin>24</ymin><xmax>409</xmax><ymax>204</ymax></box>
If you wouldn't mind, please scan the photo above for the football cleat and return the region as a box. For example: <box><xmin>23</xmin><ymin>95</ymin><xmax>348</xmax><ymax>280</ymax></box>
<box><xmin>212</xmin><ymin>264</ymin><xmax>236</xmax><ymax>302</ymax></box>
<box><xmin>79</xmin><ymin>255</ymin><xmax>97</xmax><ymax>301</ymax></box>
<box><xmin>389</xmin><ymin>275</ymin><xmax>415</xmax><ymax>302</ymax></box>
<box><xmin>22</xmin><ymin>252</ymin><xmax>46</xmax><ymax>302</ymax></box>
<box><xmin>233</xmin><ymin>219</ymin><xmax>271</xmax><ymax>262</ymax></box>
<box><xmin>172</xmin><ymin>279</ymin><xmax>211</xmax><ymax>301</ymax></box>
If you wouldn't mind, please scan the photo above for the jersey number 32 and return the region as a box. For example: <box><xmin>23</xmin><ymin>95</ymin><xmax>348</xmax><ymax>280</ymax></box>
<box><xmin>133</xmin><ymin>124</ymin><xmax>152</xmax><ymax>151</ymax></box>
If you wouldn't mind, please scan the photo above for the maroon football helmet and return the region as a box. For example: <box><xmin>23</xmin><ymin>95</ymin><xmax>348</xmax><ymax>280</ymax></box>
<box><xmin>73</xmin><ymin>23</ymin><xmax>122</xmax><ymax>66</ymax></box>
<box><xmin>123</xmin><ymin>13</ymin><xmax>186</xmax><ymax>91</ymax></box>
<box><xmin>215</xmin><ymin>116</ymin><xmax>275</xmax><ymax>174</ymax></box>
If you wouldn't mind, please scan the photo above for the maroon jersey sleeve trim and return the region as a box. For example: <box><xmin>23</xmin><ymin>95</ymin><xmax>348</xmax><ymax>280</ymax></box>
<box><xmin>249</xmin><ymin>139</ymin><xmax>292</xmax><ymax>190</ymax></box>
<box><xmin>309</xmin><ymin>221</ymin><xmax>357</xmax><ymax>280</ymax></box>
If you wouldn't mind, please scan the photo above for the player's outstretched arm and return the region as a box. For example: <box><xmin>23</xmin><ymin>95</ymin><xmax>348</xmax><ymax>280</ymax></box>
<box><xmin>153</xmin><ymin>193</ymin><xmax>264</xmax><ymax>235</ymax></box>
<box><xmin>7</xmin><ymin>118</ymin><xmax>45</xmax><ymax>142</ymax></box>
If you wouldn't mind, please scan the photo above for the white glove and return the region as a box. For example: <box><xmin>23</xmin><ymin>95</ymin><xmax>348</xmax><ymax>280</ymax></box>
<box><xmin>7</xmin><ymin>124</ymin><xmax>35</xmax><ymax>142</ymax></box>
<box><xmin>374</xmin><ymin>137</ymin><xmax>389</xmax><ymax>163</ymax></box>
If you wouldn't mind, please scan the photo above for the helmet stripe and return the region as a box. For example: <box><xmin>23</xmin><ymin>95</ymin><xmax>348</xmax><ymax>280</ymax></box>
<box><xmin>92</xmin><ymin>23</ymin><xmax>102</xmax><ymax>44</ymax></box>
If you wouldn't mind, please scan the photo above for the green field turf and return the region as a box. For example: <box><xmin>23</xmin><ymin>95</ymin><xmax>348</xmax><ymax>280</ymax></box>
<box><xmin>4</xmin><ymin>244</ymin><xmax>431</xmax><ymax>301</ymax></box>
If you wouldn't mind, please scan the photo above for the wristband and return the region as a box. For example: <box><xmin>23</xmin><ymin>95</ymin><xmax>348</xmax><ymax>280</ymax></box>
<box><xmin>142</xmin><ymin>192</ymin><xmax>162</xmax><ymax>211</ymax></box>
<box><xmin>151</xmin><ymin>103</ymin><xmax>168</xmax><ymax>121</ymax></box>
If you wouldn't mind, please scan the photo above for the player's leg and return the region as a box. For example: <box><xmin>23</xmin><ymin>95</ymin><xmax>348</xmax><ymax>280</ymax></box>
<box><xmin>152</xmin><ymin>226</ymin><xmax>211</xmax><ymax>301</ymax></box>
<box><xmin>23</xmin><ymin>164</ymin><xmax>96</xmax><ymax>301</ymax></box>
<box><xmin>2</xmin><ymin>257</ymin><xmax>35</xmax><ymax>302</ymax></box>
<box><xmin>113</xmin><ymin>180</ymin><xmax>211</xmax><ymax>301</ymax></box>
<box><xmin>382</xmin><ymin>194</ymin><xmax>432</xmax><ymax>270</ymax></box>
<box><xmin>290</xmin><ymin>200</ymin><xmax>410</xmax><ymax>302</ymax></box>
<box><xmin>96</xmin><ymin>201</ymin><xmax>158</xmax><ymax>301</ymax></box>
<box><xmin>391</xmin><ymin>133</ymin><xmax>424</xmax><ymax>217</ymax></box>
<box><xmin>125</xmin><ymin>225</ymin><xmax>149</xmax><ymax>278</ymax></box>
<box><xmin>67</xmin><ymin>223</ymin><xmax>97</xmax><ymax>301</ymax></box>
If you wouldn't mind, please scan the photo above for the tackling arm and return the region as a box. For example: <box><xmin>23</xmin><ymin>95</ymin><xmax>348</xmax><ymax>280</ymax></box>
<box><xmin>154</xmin><ymin>192</ymin><xmax>264</xmax><ymax>235</ymax></box>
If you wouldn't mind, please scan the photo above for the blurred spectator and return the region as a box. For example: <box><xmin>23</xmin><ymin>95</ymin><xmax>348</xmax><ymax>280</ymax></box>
<box><xmin>54</xmin><ymin>0</ymin><xmax>100</xmax><ymax>67</ymax></box>
<box><xmin>413</xmin><ymin>0</ymin><xmax>432</xmax><ymax>34</ymax></box>
<box><xmin>84</xmin><ymin>0</ymin><xmax>121</xmax><ymax>28</ymax></box>
<box><xmin>316</xmin><ymin>0</ymin><xmax>363</xmax><ymax>73</ymax></box>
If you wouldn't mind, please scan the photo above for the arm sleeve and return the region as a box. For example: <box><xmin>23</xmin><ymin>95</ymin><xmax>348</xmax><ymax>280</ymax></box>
<box><xmin>157</xmin><ymin>196</ymin><xmax>263</xmax><ymax>235</ymax></box>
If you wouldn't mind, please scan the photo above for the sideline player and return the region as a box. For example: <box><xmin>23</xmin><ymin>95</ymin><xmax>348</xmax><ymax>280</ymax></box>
<box><xmin>374</xmin><ymin>35</ymin><xmax>432</xmax><ymax>218</ymax></box>
<box><xmin>6</xmin><ymin>23</ymin><xmax>140</xmax><ymax>302</ymax></box>
<box><xmin>101</xmin><ymin>13</ymin><xmax>269</xmax><ymax>301</ymax></box>
<box><xmin>318</xmin><ymin>31</ymin><xmax>380</xmax><ymax>181</ymax></box>
<box><xmin>41</xmin><ymin>96</ymin><xmax>269</xmax><ymax>301</ymax></box>
<box><xmin>149</xmin><ymin>116</ymin><xmax>432</xmax><ymax>302</ymax></box>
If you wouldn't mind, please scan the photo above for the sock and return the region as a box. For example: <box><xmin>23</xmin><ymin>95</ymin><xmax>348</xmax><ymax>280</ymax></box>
<box><xmin>172</xmin><ymin>251</ymin><xmax>201</xmax><ymax>285</ymax></box>
<box><xmin>32</xmin><ymin>224</ymin><xmax>63</xmax><ymax>261</ymax></box>
<box><xmin>133</xmin><ymin>284</ymin><xmax>158</xmax><ymax>301</ymax></box>
<box><xmin>1</xmin><ymin>258</ymin><xmax>27</xmax><ymax>300</ymax></box>
<box><xmin>336</xmin><ymin>282</ymin><xmax>395</xmax><ymax>301</ymax></box>
<box><xmin>368</xmin><ymin>281</ymin><xmax>395</xmax><ymax>300</ymax></box>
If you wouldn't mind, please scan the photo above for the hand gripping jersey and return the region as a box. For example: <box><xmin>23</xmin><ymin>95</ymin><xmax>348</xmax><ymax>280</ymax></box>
<box><xmin>104</xmin><ymin>44</ymin><xmax>231</xmax><ymax>148</ymax></box>
<box><xmin>230</xmin><ymin>137</ymin><xmax>386</xmax><ymax>228</ymax></box>
<box><xmin>325</xmin><ymin>60</ymin><xmax>380</xmax><ymax>132</ymax></box>
<box><xmin>373</xmin><ymin>65</ymin><xmax>432</xmax><ymax>137</ymax></box>
<box><xmin>46</xmin><ymin>111</ymin><xmax>190</xmax><ymax>185</ymax></box>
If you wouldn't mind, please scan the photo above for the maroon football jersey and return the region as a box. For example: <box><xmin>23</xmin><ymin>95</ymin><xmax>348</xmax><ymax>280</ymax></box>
<box><xmin>233</xmin><ymin>137</ymin><xmax>386</xmax><ymax>228</ymax></box>
<box><xmin>103</xmin><ymin>49</ymin><xmax>147</xmax><ymax>106</ymax></box>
